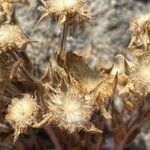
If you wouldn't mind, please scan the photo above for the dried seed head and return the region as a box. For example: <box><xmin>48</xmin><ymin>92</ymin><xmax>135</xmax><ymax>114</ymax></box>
<box><xmin>129</xmin><ymin>14</ymin><xmax>150</xmax><ymax>50</ymax></box>
<box><xmin>120</xmin><ymin>52</ymin><xmax>150</xmax><ymax>97</ymax></box>
<box><xmin>43</xmin><ymin>86</ymin><xmax>94</xmax><ymax>133</ymax></box>
<box><xmin>38</xmin><ymin>0</ymin><xmax>89</xmax><ymax>25</ymax></box>
<box><xmin>5</xmin><ymin>94</ymin><xmax>39</xmax><ymax>141</ymax></box>
<box><xmin>0</xmin><ymin>24</ymin><xmax>29</xmax><ymax>51</ymax></box>
<box><xmin>45</xmin><ymin>52</ymin><xmax>118</xmax><ymax>122</ymax></box>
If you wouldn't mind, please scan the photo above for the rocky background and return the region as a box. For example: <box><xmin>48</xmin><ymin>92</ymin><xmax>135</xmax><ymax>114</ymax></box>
<box><xmin>15</xmin><ymin>0</ymin><xmax>150</xmax><ymax>73</ymax></box>
<box><xmin>14</xmin><ymin>0</ymin><xmax>150</xmax><ymax>149</ymax></box>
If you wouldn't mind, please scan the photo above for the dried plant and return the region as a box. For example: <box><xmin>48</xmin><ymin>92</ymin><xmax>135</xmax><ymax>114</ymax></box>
<box><xmin>129</xmin><ymin>13</ymin><xmax>150</xmax><ymax>50</ymax></box>
<box><xmin>5</xmin><ymin>94</ymin><xmax>39</xmax><ymax>141</ymax></box>
<box><xmin>38</xmin><ymin>0</ymin><xmax>90</xmax><ymax>54</ymax></box>
<box><xmin>0</xmin><ymin>1</ymin><xmax>149</xmax><ymax>150</ymax></box>
<box><xmin>0</xmin><ymin>24</ymin><xmax>29</xmax><ymax>50</ymax></box>
<box><xmin>40</xmin><ymin>86</ymin><xmax>96</xmax><ymax>133</ymax></box>
<box><xmin>38</xmin><ymin>0</ymin><xmax>89</xmax><ymax>25</ymax></box>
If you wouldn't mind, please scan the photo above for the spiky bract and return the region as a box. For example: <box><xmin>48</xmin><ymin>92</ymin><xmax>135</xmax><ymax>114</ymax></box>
<box><xmin>43</xmin><ymin>86</ymin><xmax>94</xmax><ymax>133</ymax></box>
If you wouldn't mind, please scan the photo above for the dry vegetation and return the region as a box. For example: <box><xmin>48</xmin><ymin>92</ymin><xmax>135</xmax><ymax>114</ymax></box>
<box><xmin>0</xmin><ymin>0</ymin><xmax>149</xmax><ymax>150</ymax></box>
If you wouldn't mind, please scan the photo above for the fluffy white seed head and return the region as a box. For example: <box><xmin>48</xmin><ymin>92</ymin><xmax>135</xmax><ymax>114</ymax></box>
<box><xmin>5</xmin><ymin>94</ymin><xmax>39</xmax><ymax>140</ymax></box>
<box><xmin>0</xmin><ymin>25</ymin><xmax>29</xmax><ymax>50</ymax></box>
<box><xmin>45</xmin><ymin>88</ymin><xmax>94</xmax><ymax>133</ymax></box>
<box><xmin>129</xmin><ymin>13</ymin><xmax>150</xmax><ymax>50</ymax></box>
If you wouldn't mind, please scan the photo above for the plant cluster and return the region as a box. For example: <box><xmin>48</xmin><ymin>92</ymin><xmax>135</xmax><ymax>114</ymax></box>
<box><xmin>0</xmin><ymin>0</ymin><xmax>149</xmax><ymax>149</ymax></box>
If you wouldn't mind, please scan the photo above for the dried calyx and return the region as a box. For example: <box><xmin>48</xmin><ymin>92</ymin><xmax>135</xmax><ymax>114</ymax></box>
<box><xmin>53</xmin><ymin>51</ymin><xmax>117</xmax><ymax>120</ymax></box>
<box><xmin>118</xmin><ymin>13</ymin><xmax>150</xmax><ymax>109</ymax></box>
<box><xmin>33</xmin><ymin>57</ymin><xmax>101</xmax><ymax>133</ymax></box>
<box><xmin>44</xmin><ymin>86</ymin><xmax>97</xmax><ymax>133</ymax></box>
<box><xmin>120</xmin><ymin>52</ymin><xmax>150</xmax><ymax>97</ymax></box>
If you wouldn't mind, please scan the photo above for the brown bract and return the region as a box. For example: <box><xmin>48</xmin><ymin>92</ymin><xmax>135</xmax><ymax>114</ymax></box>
<box><xmin>59</xmin><ymin>52</ymin><xmax>120</xmax><ymax>119</ymax></box>
<box><xmin>119</xmin><ymin>14</ymin><xmax>150</xmax><ymax>111</ymax></box>
<box><xmin>34</xmin><ymin>57</ymin><xmax>100</xmax><ymax>133</ymax></box>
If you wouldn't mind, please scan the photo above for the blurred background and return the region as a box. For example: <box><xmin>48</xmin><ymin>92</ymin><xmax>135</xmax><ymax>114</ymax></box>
<box><xmin>16</xmin><ymin>0</ymin><xmax>150</xmax><ymax>73</ymax></box>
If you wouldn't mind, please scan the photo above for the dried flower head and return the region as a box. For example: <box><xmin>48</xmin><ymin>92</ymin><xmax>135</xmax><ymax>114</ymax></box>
<box><xmin>120</xmin><ymin>52</ymin><xmax>150</xmax><ymax>98</ymax></box>
<box><xmin>65</xmin><ymin>52</ymin><xmax>118</xmax><ymax>100</ymax></box>
<box><xmin>31</xmin><ymin>53</ymin><xmax>101</xmax><ymax>133</ymax></box>
<box><xmin>38</xmin><ymin>0</ymin><xmax>89</xmax><ymax>25</ymax></box>
<box><xmin>43</xmin><ymin>86</ymin><xmax>95</xmax><ymax>133</ymax></box>
<box><xmin>59</xmin><ymin>52</ymin><xmax>118</xmax><ymax>119</ymax></box>
<box><xmin>129</xmin><ymin>13</ymin><xmax>150</xmax><ymax>50</ymax></box>
<box><xmin>0</xmin><ymin>24</ymin><xmax>29</xmax><ymax>51</ymax></box>
<box><xmin>5</xmin><ymin>94</ymin><xmax>39</xmax><ymax>141</ymax></box>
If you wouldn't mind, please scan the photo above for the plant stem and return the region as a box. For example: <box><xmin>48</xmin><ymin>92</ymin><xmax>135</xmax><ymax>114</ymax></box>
<box><xmin>44</xmin><ymin>126</ymin><xmax>62</xmax><ymax>150</ymax></box>
<box><xmin>60</xmin><ymin>21</ymin><xmax>68</xmax><ymax>54</ymax></box>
